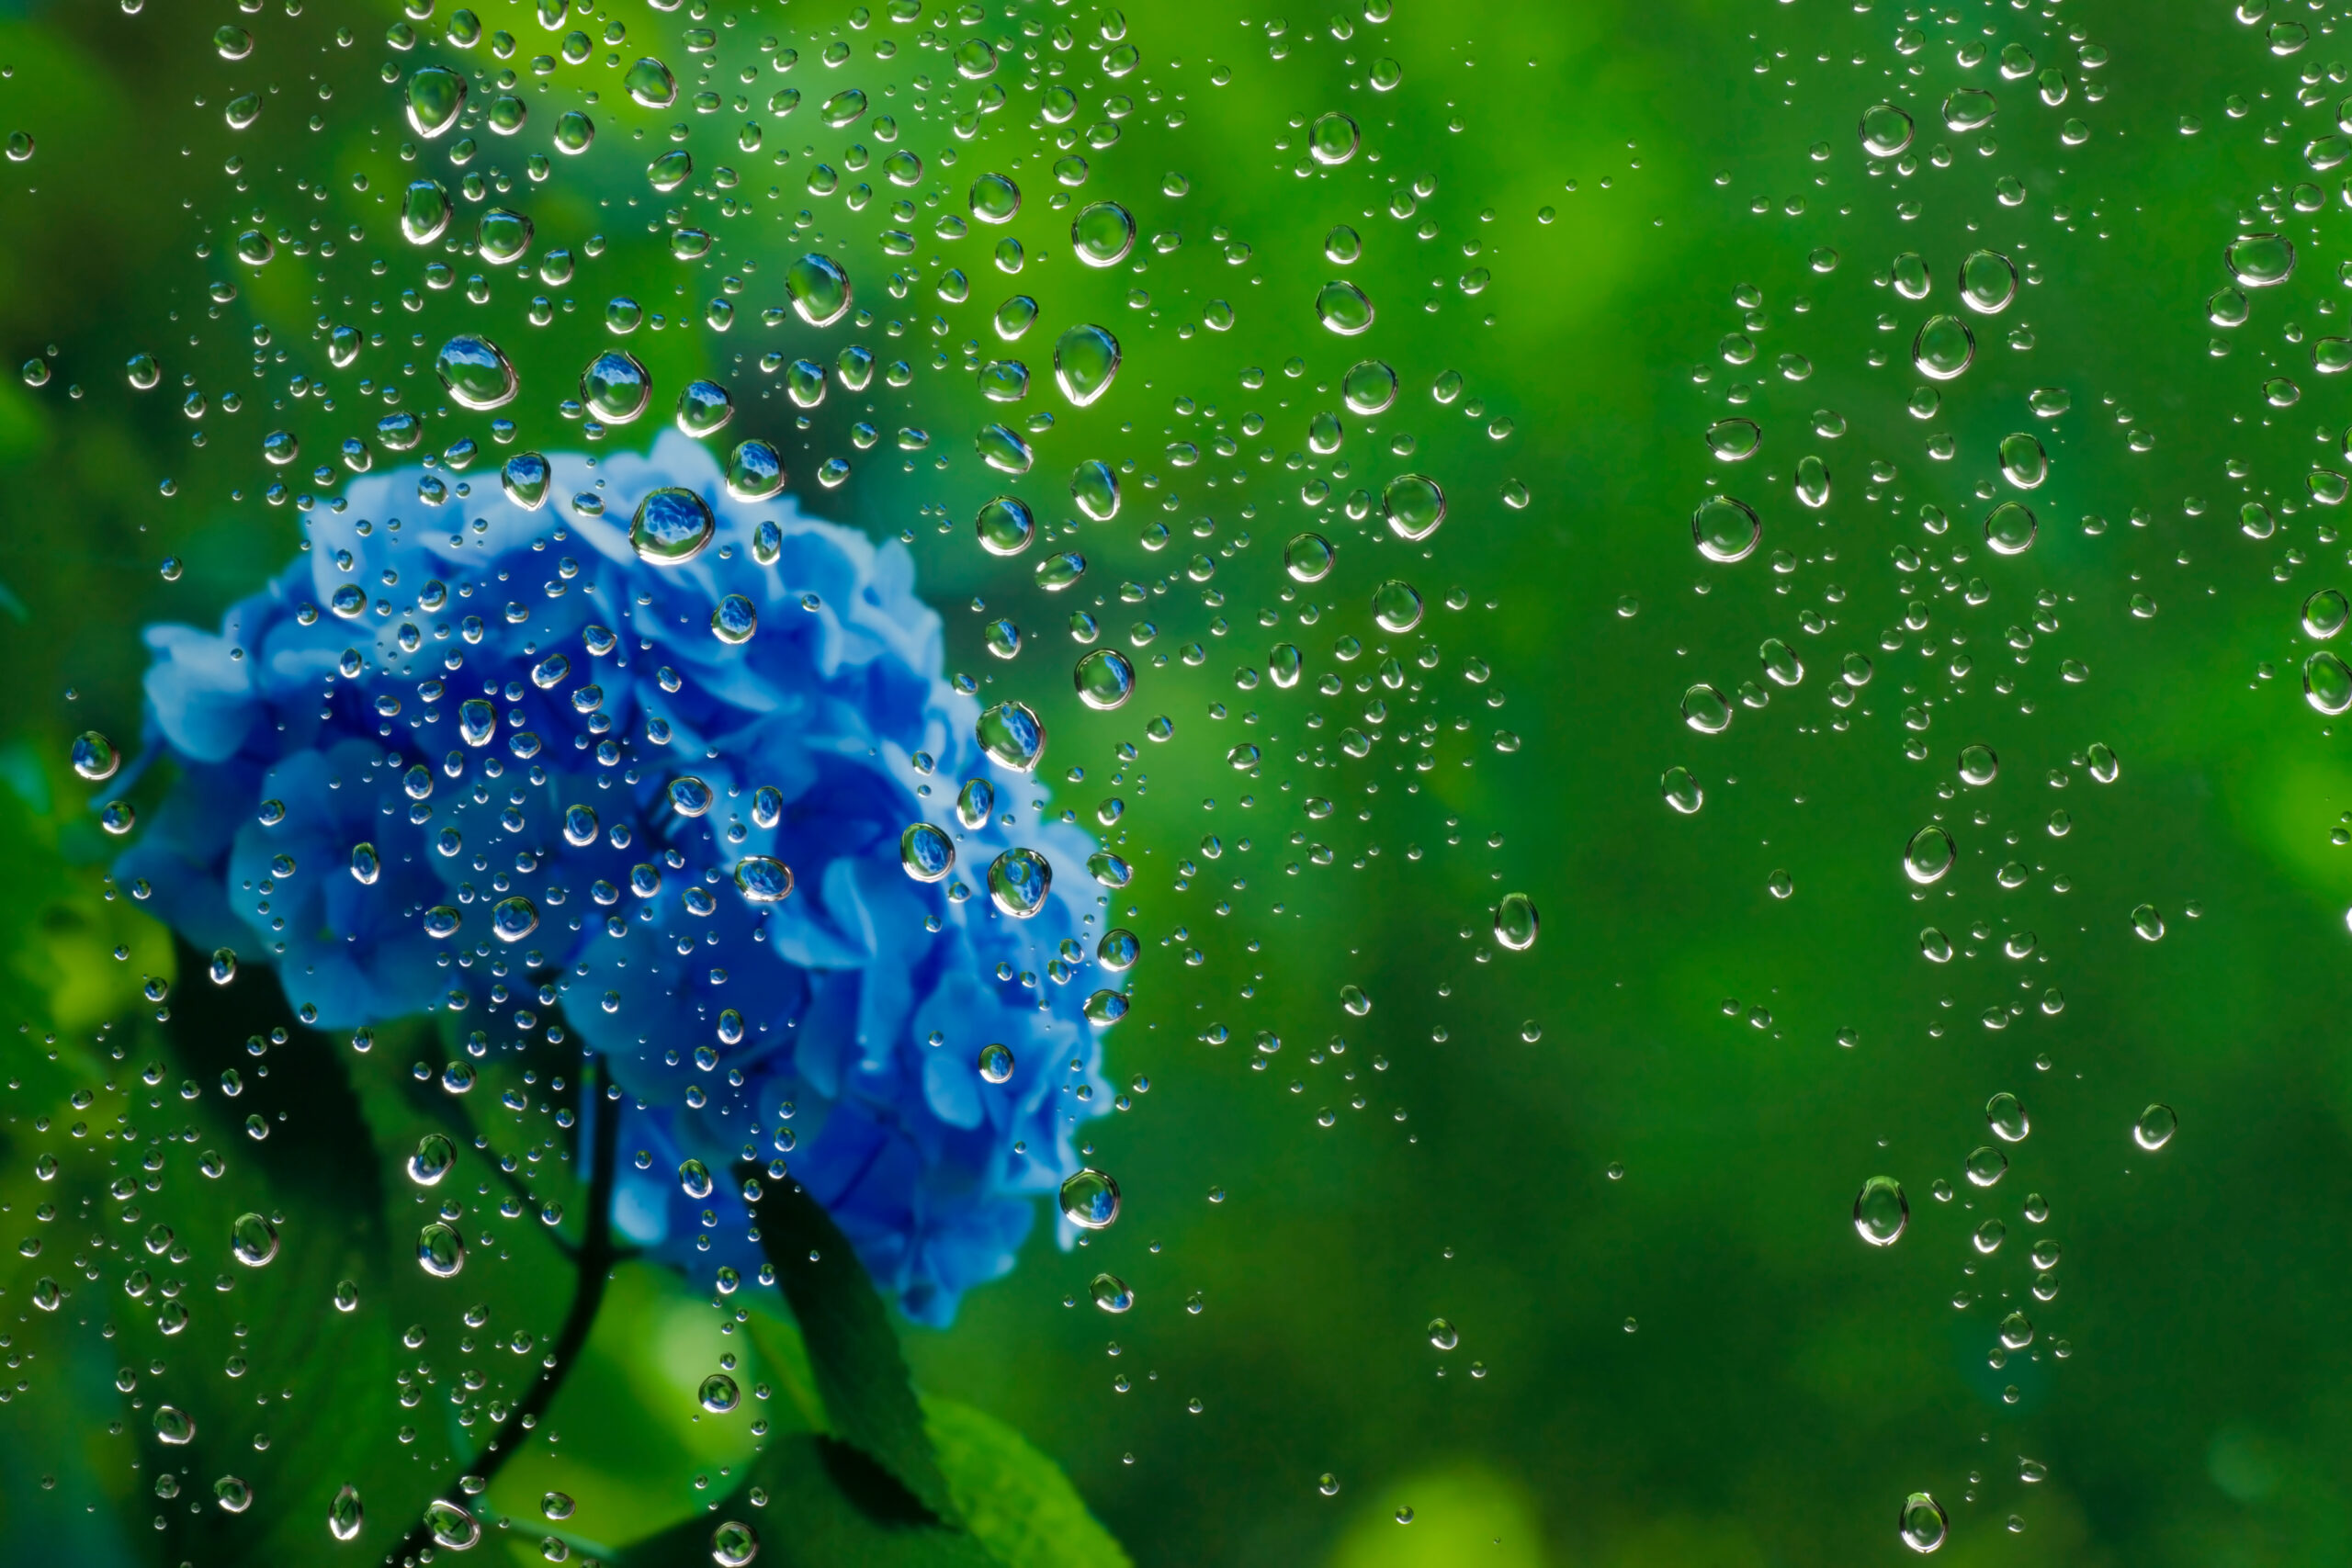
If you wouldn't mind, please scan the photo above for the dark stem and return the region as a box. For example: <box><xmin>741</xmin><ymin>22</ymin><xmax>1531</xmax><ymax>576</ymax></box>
<box><xmin>389</xmin><ymin>1054</ymin><xmax>623</xmax><ymax>1566</ymax></box>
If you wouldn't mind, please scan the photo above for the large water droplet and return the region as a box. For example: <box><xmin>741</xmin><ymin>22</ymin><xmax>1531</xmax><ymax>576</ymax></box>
<box><xmin>971</xmin><ymin>171</ymin><xmax>1021</xmax><ymax>223</ymax></box>
<box><xmin>1310</xmin><ymin>110</ymin><xmax>1361</xmax><ymax>164</ymax></box>
<box><xmin>2227</xmin><ymin>231</ymin><xmax>2296</xmax><ymax>288</ymax></box>
<box><xmin>71</xmin><ymin>730</ymin><xmax>119</xmax><ymax>782</ymax></box>
<box><xmin>899</xmin><ymin>824</ymin><xmax>956</xmax><ymax>883</ymax></box>
<box><xmin>733</xmin><ymin>856</ymin><xmax>794</xmax><ymax>904</ymax></box>
<box><xmin>1383</xmin><ymin>474</ymin><xmax>1445</xmax><ymax>540</ymax></box>
<box><xmin>1074</xmin><ymin>648</ymin><xmax>1136</xmax><ymax>709</ymax></box>
<box><xmin>329</xmin><ymin>1484</ymin><xmax>364</xmax><ymax>1542</ymax></box>
<box><xmin>1692</xmin><ymin>495</ymin><xmax>1760</xmax><ymax>562</ymax></box>
<box><xmin>434</xmin><ymin>333</ymin><xmax>516</xmax><ymax>411</ymax></box>
<box><xmin>1058</xmin><ymin>1167</ymin><xmax>1121</xmax><ymax>1229</ymax></box>
<box><xmin>1984</xmin><ymin>501</ymin><xmax>2037</xmax><ymax>554</ymax></box>
<box><xmin>401</xmin><ymin>179</ymin><xmax>453</xmax><ymax>245</ymax></box>
<box><xmin>1071</xmin><ymin>200</ymin><xmax>1136</xmax><ymax>266</ymax></box>
<box><xmin>491</xmin><ymin>895</ymin><xmax>539</xmax><ymax>943</ymax></box>
<box><xmin>624</xmin><ymin>57</ymin><xmax>678</xmax><ymax>108</ymax></box>
<box><xmin>1913</xmin><ymin>314</ymin><xmax>1975</xmax><ymax>380</ymax></box>
<box><xmin>1853</xmin><ymin>1176</ymin><xmax>1907</xmax><ymax>1245</ymax></box>
<box><xmin>785</xmin><ymin>253</ymin><xmax>853</xmax><ymax>325</ymax></box>
<box><xmin>631</xmin><ymin>486</ymin><xmax>716</xmax><ymax>564</ymax></box>
<box><xmin>407</xmin><ymin>66</ymin><xmax>467</xmax><ymax>138</ymax></box>
<box><xmin>988</xmin><ymin>847</ymin><xmax>1053</xmax><ymax>918</ymax></box>
<box><xmin>977</xmin><ymin>495</ymin><xmax>1035</xmax><ymax>556</ymax></box>
<box><xmin>1494</xmin><ymin>892</ymin><xmax>1539</xmax><ymax>951</ymax></box>
<box><xmin>409</xmin><ymin>1133</ymin><xmax>456</xmax><ymax>1186</ymax></box>
<box><xmin>978</xmin><ymin>701</ymin><xmax>1046</xmax><ymax>771</ymax></box>
<box><xmin>1053</xmin><ymin>323</ymin><xmax>1121</xmax><ymax>406</ymax></box>
<box><xmin>581</xmin><ymin>349</ymin><xmax>651</xmax><ymax>423</ymax></box>
<box><xmin>1960</xmin><ymin>249</ymin><xmax>2018</xmax><ymax>313</ymax></box>
<box><xmin>1316</xmin><ymin>279</ymin><xmax>1375</xmax><ymax>335</ymax></box>
<box><xmin>418</xmin><ymin>1221</ymin><xmax>466</xmax><ymax>1278</ymax></box>
<box><xmin>1859</xmin><ymin>103</ymin><xmax>1914</xmax><ymax>156</ymax></box>
<box><xmin>1899</xmin><ymin>1493</ymin><xmax>1947</xmax><ymax>1552</ymax></box>
<box><xmin>1904</xmin><ymin>825</ymin><xmax>1954</xmax><ymax>884</ymax></box>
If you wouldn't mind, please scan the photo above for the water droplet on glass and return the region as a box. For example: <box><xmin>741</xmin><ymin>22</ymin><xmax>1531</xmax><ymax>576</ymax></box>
<box><xmin>581</xmin><ymin>349</ymin><xmax>651</xmax><ymax>423</ymax></box>
<box><xmin>1706</xmin><ymin>418</ymin><xmax>1761</xmax><ymax>460</ymax></box>
<box><xmin>1662</xmin><ymin>766</ymin><xmax>1704</xmax><ymax>814</ymax></box>
<box><xmin>2227</xmin><ymin>231</ymin><xmax>2296</xmax><ymax>288</ymax></box>
<box><xmin>71</xmin><ymin>730</ymin><xmax>119</xmax><ymax>782</ymax></box>
<box><xmin>329</xmin><ymin>1483</ymin><xmax>364</xmax><ymax>1541</ymax></box>
<box><xmin>733</xmin><ymin>856</ymin><xmax>794</xmax><ymax>903</ymax></box>
<box><xmin>676</xmin><ymin>378</ymin><xmax>735</xmax><ymax>437</ymax></box>
<box><xmin>1494</xmin><ymin>892</ymin><xmax>1539</xmax><ymax>951</ymax></box>
<box><xmin>1316</xmin><ymin>279</ymin><xmax>1375</xmax><ymax>335</ymax></box>
<box><xmin>1960</xmin><ymin>248</ymin><xmax>2018</xmax><ymax>313</ymax></box>
<box><xmin>978</xmin><ymin>1043</ymin><xmax>1016</xmax><ymax>1083</ymax></box>
<box><xmin>1342</xmin><ymin>359</ymin><xmax>1397</xmax><ymax>414</ymax></box>
<box><xmin>971</xmin><ymin>172</ymin><xmax>1022</xmax><ymax>223</ymax></box>
<box><xmin>1681</xmin><ymin>683</ymin><xmax>1733</xmax><ymax>734</ymax></box>
<box><xmin>624</xmin><ymin>57</ymin><xmax>678</xmax><ymax>108</ymax></box>
<box><xmin>698</xmin><ymin>1372</ymin><xmax>741</xmax><ymax>1414</ymax></box>
<box><xmin>1071</xmin><ymin>459</ymin><xmax>1121</xmax><ymax>521</ymax></box>
<box><xmin>1905</xmin><ymin>825</ymin><xmax>1954</xmax><ymax>884</ymax></box>
<box><xmin>410</xmin><ymin>1133</ymin><xmax>456</xmax><ymax>1187</ymax></box>
<box><xmin>2131</xmin><ymin>902</ymin><xmax>2167</xmax><ymax>941</ymax></box>
<box><xmin>977</xmin><ymin>495</ymin><xmax>1035</xmax><ymax>556</ymax></box>
<box><xmin>491</xmin><ymin>896</ymin><xmax>539</xmax><ymax>943</ymax></box>
<box><xmin>2134</xmin><ymin>1103</ymin><xmax>2177</xmax><ymax>1150</ymax></box>
<box><xmin>1053</xmin><ymin>323</ymin><xmax>1121</xmax><ymax>406</ymax></box>
<box><xmin>785</xmin><ymin>254</ymin><xmax>853</xmax><ymax>326</ymax></box>
<box><xmin>1071</xmin><ymin>200</ymin><xmax>1136</xmax><ymax>266</ymax></box>
<box><xmin>1914</xmin><ymin>314</ymin><xmax>1976</xmax><ymax>380</ymax></box>
<box><xmin>631</xmin><ymin>486</ymin><xmax>716</xmax><ymax>564</ymax></box>
<box><xmin>1692</xmin><ymin>496</ymin><xmax>1760</xmax><ymax>562</ymax></box>
<box><xmin>1853</xmin><ymin>1176</ymin><xmax>1907</xmax><ymax>1245</ymax></box>
<box><xmin>424</xmin><ymin>1499</ymin><xmax>481</xmax><ymax>1551</ymax></box>
<box><xmin>433</xmin><ymin>333</ymin><xmax>516</xmax><ymax>412</ymax></box>
<box><xmin>988</xmin><ymin>847</ymin><xmax>1053</xmax><ymax>918</ymax></box>
<box><xmin>1997</xmin><ymin>432</ymin><xmax>2047</xmax><ymax>489</ymax></box>
<box><xmin>1859</xmin><ymin>103</ymin><xmax>1915</xmax><ymax>157</ymax></box>
<box><xmin>2302</xmin><ymin>588</ymin><xmax>2348</xmax><ymax>639</ymax></box>
<box><xmin>1284</xmin><ymin>532</ymin><xmax>1336</xmax><ymax>581</ymax></box>
<box><xmin>1091</xmin><ymin>1272</ymin><xmax>1134</xmax><ymax>1312</ymax></box>
<box><xmin>229</xmin><ymin>1211</ymin><xmax>277</xmax><ymax>1267</ymax></box>
<box><xmin>1986</xmin><ymin>1091</ymin><xmax>2030</xmax><ymax>1143</ymax></box>
<box><xmin>1372</xmin><ymin>580</ymin><xmax>1422</xmax><ymax>633</ymax></box>
<box><xmin>401</xmin><ymin>179</ymin><xmax>452</xmax><ymax>245</ymax></box>
<box><xmin>1383</xmin><ymin>474</ymin><xmax>1445</xmax><ymax>541</ymax></box>
<box><xmin>1958</xmin><ymin>744</ymin><xmax>1998</xmax><ymax>785</ymax></box>
<box><xmin>899</xmin><ymin>823</ymin><xmax>956</xmax><ymax>883</ymax></box>
<box><xmin>1059</xmin><ymin>1168</ymin><xmax>1121</xmax><ymax>1229</ymax></box>
<box><xmin>1075</xmin><ymin>649</ymin><xmax>1136</xmax><ymax>709</ymax></box>
<box><xmin>1984</xmin><ymin>501</ymin><xmax>2037</xmax><ymax>555</ymax></box>
<box><xmin>418</xmin><ymin>1222</ymin><xmax>465</xmax><ymax>1278</ymax></box>
<box><xmin>712</xmin><ymin>1520</ymin><xmax>759</xmax><ymax>1567</ymax></box>
<box><xmin>407</xmin><ymin>66</ymin><xmax>467</xmax><ymax>138</ymax></box>
<box><xmin>1899</xmin><ymin>1493</ymin><xmax>1948</xmax><ymax>1553</ymax></box>
<box><xmin>2306</xmin><ymin>650</ymin><xmax>2352</xmax><ymax>713</ymax></box>
<box><xmin>978</xmin><ymin>701</ymin><xmax>1046</xmax><ymax>772</ymax></box>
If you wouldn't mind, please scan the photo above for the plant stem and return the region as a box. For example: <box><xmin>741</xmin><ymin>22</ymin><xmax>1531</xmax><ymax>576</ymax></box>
<box><xmin>389</xmin><ymin>1053</ymin><xmax>622</xmax><ymax>1564</ymax></box>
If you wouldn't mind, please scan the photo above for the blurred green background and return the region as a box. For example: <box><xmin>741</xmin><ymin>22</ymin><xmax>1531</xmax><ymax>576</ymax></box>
<box><xmin>5</xmin><ymin>0</ymin><xmax>2352</xmax><ymax>1562</ymax></box>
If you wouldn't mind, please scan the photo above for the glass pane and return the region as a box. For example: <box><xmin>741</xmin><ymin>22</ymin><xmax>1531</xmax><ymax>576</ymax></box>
<box><xmin>0</xmin><ymin>0</ymin><xmax>2323</xmax><ymax>1562</ymax></box>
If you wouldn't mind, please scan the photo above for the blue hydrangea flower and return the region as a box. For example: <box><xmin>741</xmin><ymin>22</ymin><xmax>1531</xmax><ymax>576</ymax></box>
<box><xmin>120</xmin><ymin>432</ymin><xmax>1120</xmax><ymax>1324</ymax></box>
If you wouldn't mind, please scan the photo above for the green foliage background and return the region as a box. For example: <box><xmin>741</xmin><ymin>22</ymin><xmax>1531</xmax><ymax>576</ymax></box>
<box><xmin>0</xmin><ymin>0</ymin><xmax>2348</xmax><ymax>1562</ymax></box>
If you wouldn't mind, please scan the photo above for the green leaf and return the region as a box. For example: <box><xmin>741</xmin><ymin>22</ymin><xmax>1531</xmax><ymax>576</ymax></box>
<box><xmin>620</xmin><ymin>1434</ymin><xmax>996</xmax><ymax>1568</ymax></box>
<box><xmin>737</xmin><ymin>1166</ymin><xmax>957</xmax><ymax>1522</ymax></box>
<box><xmin>923</xmin><ymin>1395</ymin><xmax>1136</xmax><ymax>1568</ymax></box>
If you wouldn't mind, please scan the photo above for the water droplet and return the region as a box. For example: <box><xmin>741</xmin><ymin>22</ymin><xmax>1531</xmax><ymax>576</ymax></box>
<box><xmin>407</xmin><ymin>66</ymin><xmax>468</xmax><ymax>138</ymax></box>
<box><xmin>433</xmin><ymin>333</ymin><xmax>516</xmax><ymax>412</ymax></box>
<box><xmin>1760</xmin><ymin>637</ymin><xmax>1804</xmax><ymax>685</ymax></box>
<box><xmin>2134</xmin><ymin>1103</ymin><xmax>2177</xmax><ymax>1150</ymax></box>
<box><xmin>1059</xmin><ymin>1167</ymin><xmax>1121</xmax><ymax>1229</ymax></box>
<box><xmin>784</xmin><ymin>254</ymin><xmax>853</xmax><ymax>326</ymax></box>
<box><xmin>2307</xmin><ymin>650</ymin><xmax>2352</xmax><ymax>713</ymax></box>
<box><xmin>978</xmin><ymin>700</ymin><xmax>1046</xmax><ymax>772</ymax></box>
<box><xmin>1372</xmin><ymin>580</ymin><xmax>1423</xmax><ymax>633</ymax></box>
<box><xmin>1984</xmin><ymin>501</ymin><xmax>2037</xmax><ymax>555</ymax></box>
<box><xmin>899</xmin><ymin>823</ymin><xmax>956</xmax><ymax>883</ymax></box>
<box><xmin>727</xmin><ymin>439</ymin><xmax>785</xmax><ymax>501</ymax></box>
<box><xmin>1315</xmin><ymin>279</ymin><xmax>1375</xmax><ymax>335</ymax></box>
<box><xmin>214</xmin><ymin>24</ymin><xmax>253</xmax><ymax>58</ymax></box>
<box><xmin>1342</xmin><ymin>359</ymin><xmax>1397</xmax><ymax>414</ymax></box>
<box><xmin>994</xmin><ymin>294</ymin><xmax>1040</xmax><ymax>340</ymax></box>
<box><xmin>2131</xmin><ymin>902</ymin><xmax>2166</xmax><ymax>941</ymax></box>
<box><xmin>971</xmin><ymin>172</ymin><xmax>1022</xmax><ymax>223</ymax></box>
<box><xmin>631</xmin><ymin>486</ymin><xmax>715</xmax><ymax>564</ymax></box>
<box><xmin>155</xmin><ymin>1404</ymin><xmax>197</xmax><ymax>1444</ymax></box>
<box><xmin>491</xmin><ymin>896</ymin><xmax>539</xmax><ymax>943</ymax></box>
<box><xmin>424</xmin><ymin>1499</ymin><xmax>481</xmax><ymax>1551</ymax></box>
<box><xmin>475</xmin><ymin>208</ymin><xmax>533</xmax><ymax>266</ymax></box>
<box><xmin>1426</xmin><ymin>1316</ymin><xmax>1459</xmax><ymax>1350</ymax></box>
<box><xmin>820</xmin><ymin>87</ymin><xmax>869</xmax><ymax>126</ymax></box>
<box><xmin>1706</xmin><ymin>418</ymin><xmax>1761</xmax><ymax>460</ymax></box>
<box><xmin>1662</xmin><ymin>766</ymin><xmax>1704</xmax><ymax>814</ymax></box>
<box><xmin>1075</xmin><ymin>648</ymin><xmax>1136</xmax><ymax>709</ymax></box>
<box><xmin>410</xmin><ymin>1133</ymin><xmax>456</xmax><ymax>1187</ymax></box>
<box><xmin>1071</xmin><ymin>200</ymin><xmax>1136</xmax><ymax>266</ymax></box>
<box><xmin>1914</xmin><ymin>314</ymin><xmax>1976</xmax><ymax>380</ymax></box>
<box><xmin>1324</xmin><ymin>224</ymin><xmax>1363</xmax><ymax>265</ymax></box>
<box><xmin>976</xmin><ymin>495</ymin><xmax>1035</xmax><ymax>556</ymax></box>
<box><xmin>401</xmin><ymin>179</ymin><xmax>452</xmax><ymax>245</ymax></box>
<box><xmin>1853</xmin><ymin>1176</ymin><xmax>1908</xmax><ymax>1245</ymax></box>
<box><xmin>624</xmin><ymin>57</ymin><xmax>678</xmax><ymax>108</ymax></box>
<box><xmin>1904</xmin><ymin>825</ymin><xmax>1954</xmax><ymax>884</ymax></box>
<box><xmin>1960</xmin><ymin>248</ymin><xmax>2018</xmax><ymax>313</ymax></box>
<box><xmin>1681</xmin><ymin>683</ymin><xmax>1733</xmax><ymax>734</ymax></box>
<box><xmin>978</xmin><ymin>1042</ymin><xmax>1015</xmax><ymax>1083</ymax></box>
<box><xmin>1072</xmin><ymin>459</ymin><xmax>1121</xmax><ymax>521</ymax></box>
<box><xmin>1958</xmin><ymin>744</ymin><xmax>1998</xmax><ymax>785</ymax></box>
<box><xmin>1997</xmin><ymin>432</ymin><xmax>2048</xmax><ymax>489</ymax></box>
<box><xmin>988</xmin><ymin>847</ymin><xmax>1053</xmax><ymax>918</ymax></box>
<box><xmin>698</xmin><ymin>1372</ymin><xmax>741</xmax><ymax>1414</ymax></box>
<box><xmin>1053</xmin><ymin>323</ymin><xmax>1121</xmax><ymax>406</ymax></box>
<box><xmin>676</xmin><ymin>378</ymin><xmax>735</xmax><ymax>438</ymax></box>
<box><xmin>1942</xmin><ymin>86</ymin><xmax>1997</xmax><ymax>131</ymax></box>
<box><xmin>1284</xmin><ymin>532</ymin><xmax>1336</xmax><ymax>581</ymax></box>
<box><xmin>70</xmin><ymin>730</ymin><xmax>119</xmax><ymax>782</ymax></box>
<box><xmin>1899</xmin><ymin>1493</ymin><xmax>1948</xmax><ymax>1553</ymax></box>
<box><xmin>579</xmin><ymin>349</ymin><xmax>650</xmax><ymax>423</ymax></box>
<box><xmin>1494</xmin><ymin>892</ymin><xmax>1539</xmax><ymax>951</ymax></box>
<box><xmin>1383</xmin><ymin>474</ymin><xmax>1445</xmax><ymax>541</ymax></box>
<box><xmin>1692</xmin><ymin>496</ymin><xmax>1760</xmax><ymax>562</ymax></box>
<box><xmin>1091</xmin><ymin>1272</ymin><xmax>1134</xmax><ymax>1312</ymax></box>
<box><xmin>1793</xmin><ymin>454</ymin><xmax>1831</xmax><ymax>509</ymax></box>
<box><xmin>1859</xmin><ymin>103</ymin><xmax>1915</xmax><ymax>157</ymax></box>
<box><xmin>418</xmin><ymin>1222</ymin><xmax>466</xmax><ymax>1278</ymax></box>
<box><xmin>712</xmin><ymin>1520</ymin><xmax>759</xmax><ymax>1567</ymax></box>
<box><xmin>2227</xmin><ymin>231</ymin><xmax>2296</xmax><ymax>288</ymax></box>
<box><xmin>329</xmin><ymin>1483</ymin><xmax>364</xmax><ymax>1541</ymax></box>
<box><xmin>230</xmin><ymin>1212</ymin><xmax>278</xmax><ymax>1267</ymax></box>
<box><xmin>1310</xmin><ymin>110</ymin><xmax>1361</xmax><ymax>164</ymax></box>
<box><xmin>1986</xmin><ymin>1091</ymin><xmax>2030</xmax><ymax>1143</ymax></box>
<box><xmin>214</xmin><ymin>1476</ymin><xmax>253</xmax><ymax>1514</ymax></box>
<box><xmin>733</xmin><ymin>856</ymin><xmax>794</xmax><ymax>903</ymax></box>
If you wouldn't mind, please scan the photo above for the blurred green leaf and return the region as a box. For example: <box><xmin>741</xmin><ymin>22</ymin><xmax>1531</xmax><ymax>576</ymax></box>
<box><xmin>620</xmin><ymin>1433</ymin><xmax>994</xmax><ymax>1568</ymax></box>
<box><xmin>923</xmin><ymin>1394</ymin><xmax>1135</xmax><ymax>1568</ymax></box>
<box><xmin>738</xmin><ymin>1167</ymin><xmax>956</xmax><ymax>1523</ymax></box>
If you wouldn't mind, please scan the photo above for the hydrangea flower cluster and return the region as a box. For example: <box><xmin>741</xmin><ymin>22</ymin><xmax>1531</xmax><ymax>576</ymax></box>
<box><xmin>119</xmin><ymin>432</ymin><xmax>1121</xmax><ymax>1323</ymax></box>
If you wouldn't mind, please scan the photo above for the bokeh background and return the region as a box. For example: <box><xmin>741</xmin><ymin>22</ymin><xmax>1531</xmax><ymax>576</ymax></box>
<box><xmin>4</xmin><ymin>0</ymin><xmax>2351</xmax><ymax>1562</ymax></box>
